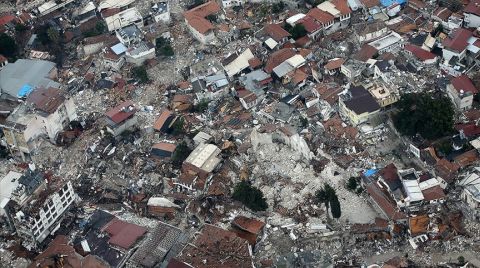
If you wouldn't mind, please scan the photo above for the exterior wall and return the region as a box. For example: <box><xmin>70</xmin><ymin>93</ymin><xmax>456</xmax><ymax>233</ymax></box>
<box><xmin>443</xmin><ymin>48</ymin><xmax>466</xmax><ymax>62</ymax></box>
<box><xmin>357</xmin><ymin>28</ymin><xmax>389</xmax><ymax>43</ymax></box>
<box><xmin>240</xmin><ymin>97</ymin><xmax>257</xmax><ymax>109</ymax></box>
<box><xmin>447</xmin><ymin>84</ymin><xmax>473</xmax><ymax>110</ymax></box>
<box><xmin>461</xmin><ymin>189</ymin><xmax>480</xmax><ymax>209</ymax></box>
<box><xmin>185</xmin><ymin>18</ymin><xmax>216</xmax><ymax>44</ymax></box>
<box><xmin>126</xmin><ymin>48</ymin><xmax>156</xmax><ymax>66</ymax></box>
<box><xmin>83</xmin><ymin>43</ymin><xmax>104</xmax><ymax>55</ymax></box>
<box><xmin>464</xmin><ymin>13</ymin><xmax>480</xmax><ymax>28</ymax></box>
<box><xmin>107</xmin><ymin>116</ymin><xmax>138</xmax><ymax>136</ymax></box>
<box><xmin>154</xmin><ymin>12</ymin><xmax>171</xmax><ymax>23</ymax></box>
<box><xmin>104</xmin><ymin>57</ymin><xmax>126</xmax><ymax>71</ymax></box>
<box><xmin>339</xmin><ymin>99</ymin><xmax>379</xmax><ymax>125</ymax></box>
<box><xmin>29</xmin><ymin>182</ymin><xmax>76</xmax><ymax>243</ymax></box>
<box><xmin>222</xmin><ymin>0</ymin><xmax>244</xmax><ymax>8</ymax></box>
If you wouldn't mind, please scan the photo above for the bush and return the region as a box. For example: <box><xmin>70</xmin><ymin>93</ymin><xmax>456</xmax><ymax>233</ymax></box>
<box><xmin>171</xmin><ymin>117</ymin><xmax>185</xmax><ymax>135</ymax></box>
<box><xmin>284</xmin><ymin>24</ymin><xmax>307</xmax><ymax>40</ymax></box>
<box><xmin>232</xmin><ymin>181</ymin><xmax>268</xmax><ymax>212</ymax></box>
<box><xmin>458</xmin><ymin>256</ymin><xmax>465</xmax><ymax>265</ymax></box>
<box><xmin>132</xmin><ymin>66</ymin><xmax>149</xmax><ymax>84</ymax></box>
<box><xmin>272</xmin><ymin>1</ymin><xmax>286</xmax><ymax>13</ymax></box>
<box><xmin>83</xmin><ymin>21</ymin><xmax>106</xmax><ymax>37</ymax></box>
<box><xmin>156</xmin><ymin>37</ymin><xmax>174</xmax><ymax>57</ymax></box>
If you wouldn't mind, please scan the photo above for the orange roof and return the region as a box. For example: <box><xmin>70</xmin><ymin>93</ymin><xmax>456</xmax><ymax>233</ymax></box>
<box><xmin>152</xmin><ymin>142</ymin><xmax>177</xmax><ymax>152</ymax></box>
<box><xmin>324</xmin><ymin>58</ymin><xmax>345</xmax><ymax>70</ymax></box>
<box><xmin>154</xmin><ymin>110</ymin><xmax>174</xmax><ymax>131</ymax></box>
<box><xmin>184</xmin><ymin>1</ymin><xmax>220</xmax><ymax>34</ymax></box>
<box><xmin>409</xmin><ymin>215</ymin><xmax>429</xmax><ymax>236</ymax></box>
<box><xmin>248</xmin><ymin>57</ymin><xmax>262</xmax><ymax>69</ymax></box>
<box><xmin>264</xmin><ymin>24</ymin><xmax>291</xmax><ymax>42</ymax></box>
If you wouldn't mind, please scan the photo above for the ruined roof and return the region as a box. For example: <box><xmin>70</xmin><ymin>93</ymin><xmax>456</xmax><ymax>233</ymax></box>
<box><xmin>435</xmin><ymin>158</ymin><xmax>460</xmax><ymax>183</ymax></box>
<box><xmin>129</xmin><ymin>222</ymin><xmax>182</xmax><ymax>268</ymax></box>
<box><xmin>184</xmin><ymin>1</ymin><xmax>220</xmax><ymax>34</ymax></box>
<box><xmin>354</xmin><ymin>44</ymin><xmax>378</xmax><ymax>62</ymax></box>
<box><xmin>178</xmin><ymin>224</ymin><xmax>251</xmax><ymax>268</ymax></box>
<box><xmin>232</xmin><ymin>216</ymin><xmax>265</xmax><ymax>234</ymax></box>
<box><xmin>454</xmin><ymin>149</ymin><xmax>479</xmax><ymax>168</ymax></box>
<box><xmin>360</xmin><ymin>0</ymin><xmax>380</xmax><ymax>8</ymax></box>
<box><xmin>264</xmin><ymin>24</ymin><xmax>291</xmax><ymax>42</ymax></box>
<box><xmin>28</xmin><ymin>235</ymin><xmax>109</xmax><ymax>268</ymax></box>
<box><xmin>307</xmin><ymin>8</ymin><xmax>334</xmax><ymax>24</ymax></box>
<box><xmin>105</xmin><ymin>100</ymin><xmax>136</xmax><ymax>124</ymax></box>
<box><xmin>451</xmin><ymin>74</ymin><xmax>478</xmax><ymax>94</ymax></box>
<box><xmin>405</xmin><ymin>44</ymin><xmax>437</xmax><ymax>61</ymax></box>
<box><xmin>102</xmin><ymin>218</ymin><xmax>147</xmax><ymax>250</ymax></box>
<box><xmin>443</xmin><ymin>28</ymin><xmax>472</xmax><ymax>52</ymax></box>
<box><xmin>409</xmin><ymin>215</ymin><xmax>429</xmax><ymax>236</ymax></box>
<box><xmin>324</xmin><ymin>58</ymin><xmax>345</xmax><ymax>70</ymax></box>
<box><xmin>26</xmin><ymin>87</ymin><xmax>65</xmax><ymax>114</ymax></box>
<box><xmin>464</xmin><ymin>0</ymin><xmax>480</xmax><ymax>16</ymax></box>
<box><xmin>354</xmin><ymin>20</ymin><xmax>386</xmax><ymax>37</ymax></box>
<box><xmin>379</xmin><ymin>163</ymin><xmax>401</xmax><ymax>191</ymax></box>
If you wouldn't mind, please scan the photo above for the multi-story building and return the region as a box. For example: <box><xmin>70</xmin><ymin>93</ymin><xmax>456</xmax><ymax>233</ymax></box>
<box><xmin>1</xmin><ymin>169</ymin><xmax>76</xmax><ymax>247</ymax></box>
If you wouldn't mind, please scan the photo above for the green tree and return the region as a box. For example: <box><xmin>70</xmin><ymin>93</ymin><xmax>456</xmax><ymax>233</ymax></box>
<box><xmin>272</xmin><ymin>1</ymin><xmax>286</xmax><ymax>13</ymax></box>
<box><xmin>171</xmin><ymin>141</ymin><xmax>191</xmax><ymax>167</ymax></box>
<box><xmin>232</xmin><ymin>181</ymin><xmax>268</xmax><ymax>212</ymax></box>
<box><xmin>394</xmin><ymin>93</ymin><xmax>454</xmax><ymax>140</ymax></box>
<box><xmin>316</xmin><ymin>183</ymin><xmax>341</xmax><ymax>218</ymax></box>
<box><xmin>47</xmin><ymin>27</ymin><xmax>60</xmax><ymax>44</ymax></box>
<box><xmin>346</xmin><ymin>177</ymin><xmax>358</xmax><ymax>191</ymax></box>
<box><xmin>457</xmin><ymin>256</ymin><xmax>465</xmax><ymax>265</ymax></box>
<box><xmin>171</xmin><ymin>117</ymin><xmax>185</xmax><ymax>135</ymax></box>
<box><xmin>193</xmin><ymin>99</ymin><xmax>209</xmax><ymax>113</ymax></box>
<box><xmin>330</xmin><ymin>194</ymin><xmax>341</xmax><ymax>219</ymax></box>
<box><xmin>156</xmin><ymin>37</ymin><xmax>174</xmax><ymax>56</ymax></box>
<box><xmin>15</xmin><ymin>23</ymin><xmax>28</xmax><ymax>32</ymax></box>
<box><xmin>132</xmin><ymin>66</ymin><xmax>149</xmax><ymax>84</ymax></box>
<box><xmin>284</xmin><ymin>24</ymin><xmax>307</xmax><ymax>40</ymax></box>
<box><xmin>0</xmin><ymin>33</ymin><xmax>17</xmax><ymax>57</ymax></box>
<box><xmin>95</xmin><ymin>21</ymin><xmax>106</xmax><ymax>34</ymax></box>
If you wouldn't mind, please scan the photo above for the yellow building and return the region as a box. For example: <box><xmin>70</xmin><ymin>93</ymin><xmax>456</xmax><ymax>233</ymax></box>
<box><xmin>339</xmin><ymin>86</ymin><xmax>381</xmax><ymax>126</ymax></box>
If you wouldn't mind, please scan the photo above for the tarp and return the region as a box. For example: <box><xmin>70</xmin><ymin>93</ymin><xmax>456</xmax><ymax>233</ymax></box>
<box><xmin>363</xmin><ymin>169</ymin><xmax>377</xmax><ymax>177</ymax></box>
<box><xmin>17</xmin><ymin>84</ymin><xmax>33</xmax><ymax>98</ymax></box>
<box><xmin>380</xmin><ymin>0</ymin><xmax>406</xmax><ymax>7</ymax></box>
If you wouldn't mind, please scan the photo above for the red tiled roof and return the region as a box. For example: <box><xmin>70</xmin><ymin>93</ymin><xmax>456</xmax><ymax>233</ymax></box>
<box><xmin>19</xmin><ymin>11</ymin><xmax>31</xmax><ymax>23</ymax></box>
<box><xmin>454</xmin><ymin>149</ymin><xmax>479</xmax><ymax>167</ymax></box>
<box><xmin>299</xmin><ymin>16</ymin><xmax>322</xmax><ymax>33</ymax></box>
<box><xmin>405</xmin><ymin>44</ymin><xmax>437</xmax><ymax>61</ymax></box>
<box><xmin>307</xmin><ymin>8</ymin><xmax>334</xmax><ymax>24</ymax></box>
<box><xmin>408</xmin><ymin>0</ymin><xmax>426</xmax><ymax>9</ymax></box>
<box><xmin>264</xmin><ymin>23</ymin><xmax>291</xmax><ymax>42</ymax></box>
<box><xmin>464</xmin><ymin>0</ymin><xmax>480</xmax><ymax>16</ymax></box>
<box><xmin>295</xmin><ymin>35</ymin><xmax>312</xmax><ymax>47</ymax></box>
<box><xmin>0</xmin><ymin>15</ymin><xmax>15</xmax><ymax>26</ymax></box>
<box><xmin>105</xmin><ymin>100</ymin><xmax>136</xmax><ymax>124</ymax></box>
<box><xmin>102</xmin><ymin>218</ymin><xmax>147</xmax><ymax>250</ymax></box>
<box><xmin>324</xmin><ymin>58</ymin><xmax>345</xmax><ymax>70</ymax></box>
<box><xmin>435</xmin><ymin>158</ymin><xmax>459</xmax><ymax>183</ymax></box>
<box><xmin>443</xmin><ymin>28</ymin><xmax>472</xmax><ymax>52</ymax></box>
<box><xmin>264</xmin><ymin>48</ymin><xmax>296</xmax><ymax>73</ymax></box>
<box><xmin>331</xmin><ymin>0</ymin><xmax>352</xmax><ymax>15</ymax></box>
<box><xmin>379</xmin><ymin>163</ymin><xmax>400</xmax><ymax>184</ymax></box>
<box><xmin>292</xmin><ymin>69</ymin><xmax>308</xmax><ymax>85</ymax></box>
<box><xmin>184</xmin><ymin>1</ymin><xmax>220</xmax><ymax>34</ymax></box>
<box><xmin>451</xmin><ymin>74</ymin><xmax>478</xmax><ymax>94</ymax></box>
